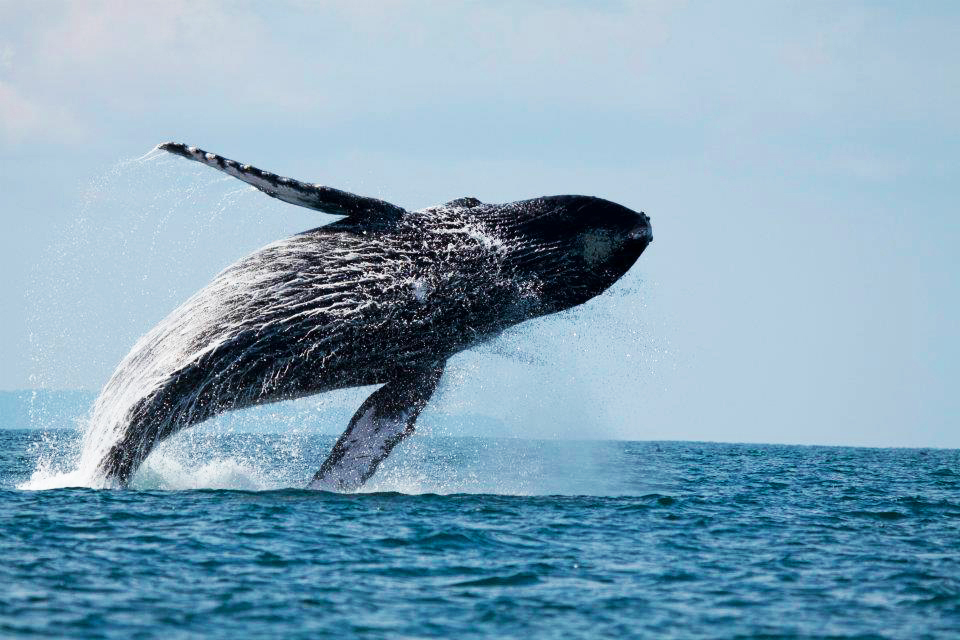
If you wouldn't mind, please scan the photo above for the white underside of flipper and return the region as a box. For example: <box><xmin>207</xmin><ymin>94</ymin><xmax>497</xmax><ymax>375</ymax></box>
<box><xmin>309</xmin><ymin>364</ymin><xmax>444</xmax><ymax>492</ymax></box>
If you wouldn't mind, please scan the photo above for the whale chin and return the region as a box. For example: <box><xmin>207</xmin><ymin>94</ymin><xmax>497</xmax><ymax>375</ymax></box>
<box><xmin>629</xmin><ymin>214</ymin><xmax>653</xmax><ymax>244</ymax></box>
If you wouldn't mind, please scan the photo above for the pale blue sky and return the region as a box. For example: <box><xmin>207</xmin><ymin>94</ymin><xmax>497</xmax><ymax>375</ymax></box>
<box><xmin>1</xmin><ymin>1</ymin><xmax>957</xmax><ymax>447</ymax></box>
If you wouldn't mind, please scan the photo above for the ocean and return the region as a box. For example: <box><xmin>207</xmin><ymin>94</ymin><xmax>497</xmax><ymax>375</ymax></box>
<box><xmin>2</xmin><ymin>425</ymin><xmax>958</xmax><ymax>638</ymax></box>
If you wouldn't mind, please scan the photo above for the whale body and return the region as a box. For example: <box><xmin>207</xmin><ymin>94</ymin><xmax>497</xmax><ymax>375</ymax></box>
<box><xmin>80</xmin><ymin>143</ymin><xmax>652</xmax><ymax>490</ymax></box>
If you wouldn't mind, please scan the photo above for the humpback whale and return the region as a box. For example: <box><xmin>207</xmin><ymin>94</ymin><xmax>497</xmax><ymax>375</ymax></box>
<box><xmin>81</xmin><ymin>142</ymin><xmax>652</xmax><ymax>490</ymax></box>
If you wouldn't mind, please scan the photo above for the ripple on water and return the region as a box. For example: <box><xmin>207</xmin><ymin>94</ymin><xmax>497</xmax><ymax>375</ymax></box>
<box><xmin>3</xmin><ymin>433</ymin><xmax>960</xmax><ymax>639</ymax></box>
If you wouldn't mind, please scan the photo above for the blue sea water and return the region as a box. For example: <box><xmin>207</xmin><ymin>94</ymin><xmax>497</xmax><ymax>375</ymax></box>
<box><xmin>2</xmin><ymin>427</ymin><xmax>959</xmax><ymax>639</ymax></box>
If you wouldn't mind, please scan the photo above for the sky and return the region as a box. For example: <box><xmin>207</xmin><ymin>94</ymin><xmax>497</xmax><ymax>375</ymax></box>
<box><xmin>1</xmin><ymin>1</ymin><xmax>957</xmax><ymax>447</ymax></box>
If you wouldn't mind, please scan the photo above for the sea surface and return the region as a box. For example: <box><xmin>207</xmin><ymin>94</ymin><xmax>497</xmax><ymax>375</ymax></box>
<box><xmin>2</xmin><ymin>428</ymin><xmax>958</xmax><ymax>639</ymax></box>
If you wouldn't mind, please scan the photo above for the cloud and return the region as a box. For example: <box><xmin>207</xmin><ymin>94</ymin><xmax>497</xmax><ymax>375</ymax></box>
<box><xmin>822</xmin><ymin>149</ymin><xmax>910</xmax><ymax>181</ymax></box>
<box><xmin>2</xmin><ymin>1</ymin><xmax>956</xmax><ymax>152</ymax></box>
<box><xmin>0</xmin><ymin>80</ymin><xmax>85</xmax><ymax>143</ymax></box>
<box><xmin>0</xmin><ymin>43</ymin><xmax>12</xmax><ymax>71</ymax></box>
<box><xmin>1</xmin><ymin>1</ymin><xmax>679</xmax><ymax>136</ymax></box>
<box><xmin>24</xmin><ymin>1</ymin><xmax>292</xmax><ymax>105</ymax></box>
<box><xmin>0</xmin><ymin>33</ymin><xmax>85</xmax><ymax>143</ymax></box>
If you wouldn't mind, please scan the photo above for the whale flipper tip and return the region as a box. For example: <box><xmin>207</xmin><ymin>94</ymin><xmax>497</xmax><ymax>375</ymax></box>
<box><xmin>158</xmin><ymin>141</ymin><xmax>192</xmax><ymax>159</ymax></box>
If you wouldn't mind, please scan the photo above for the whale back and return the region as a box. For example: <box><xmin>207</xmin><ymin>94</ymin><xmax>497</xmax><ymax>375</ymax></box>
<box><xmin>81</xmin><ymin>204</ymin><xmax>547</xmax><ymax>485</ymax></box>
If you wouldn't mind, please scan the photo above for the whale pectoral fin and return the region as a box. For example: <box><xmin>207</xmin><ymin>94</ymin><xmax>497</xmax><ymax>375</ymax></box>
<box><xmin>308</xmin><ymin>363</ymin><xmax>445</xmax><ymax>492</ymax></box>
<box><xmin>158</xmin><ymin>142</ymin><xmax>406</xmax><ymax>221</ymax></box>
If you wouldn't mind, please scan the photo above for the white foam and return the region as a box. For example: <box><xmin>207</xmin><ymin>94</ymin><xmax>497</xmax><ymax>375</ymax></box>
<box><xmin>132</xmin><ymin>455</ymin><xmax>275</xmax><ymax>491</ymax></box>
<box><xmin>18</xmin><ymin>468</ymin><xmax>93</xmax><ymax>491</ymax></box>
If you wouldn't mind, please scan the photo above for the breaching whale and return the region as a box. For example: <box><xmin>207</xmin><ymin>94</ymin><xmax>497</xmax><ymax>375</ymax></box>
<box><xmin>80</xmin><ymin>142</ymin><xmax>652</xmax><ymax>490</ymax></box>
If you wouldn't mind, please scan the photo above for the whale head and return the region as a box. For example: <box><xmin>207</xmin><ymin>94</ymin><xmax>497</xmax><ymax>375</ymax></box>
<box><xmin>489</xmin><ymin>195</ymin><xmax>652</xmax><ymax>315</ymax></box>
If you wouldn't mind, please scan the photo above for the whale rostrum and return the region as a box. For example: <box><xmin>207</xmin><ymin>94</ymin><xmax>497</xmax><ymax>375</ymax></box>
<box><xmin>80</xmin><ymin>143</ymin><xmax>653</xmax><ymax>490</ymax></box>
